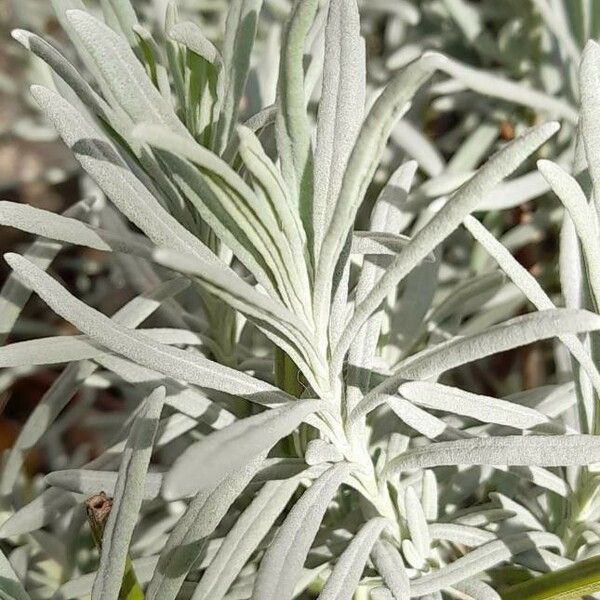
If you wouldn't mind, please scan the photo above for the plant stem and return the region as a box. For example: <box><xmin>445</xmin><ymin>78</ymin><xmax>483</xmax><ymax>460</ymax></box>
<box><xmin>85</xmin><ymin>493</ymin><xmax>145</xmax><ymax>600</ymax></box>
<box><xmin>501</xmin><ymin>553</ymin><xmax>600</xmax><ymax>600</ymax></box>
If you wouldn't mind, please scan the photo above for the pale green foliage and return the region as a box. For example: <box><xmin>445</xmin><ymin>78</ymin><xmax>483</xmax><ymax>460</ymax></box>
<box><xmin>2</xmin><ymin>1</ymin><xmax>600</xmax><ymax>600</ymax></box>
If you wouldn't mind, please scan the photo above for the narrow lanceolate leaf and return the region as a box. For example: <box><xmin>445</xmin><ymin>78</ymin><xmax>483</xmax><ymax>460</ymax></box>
<box><xmin>427</xmin><ymin>52</ymin><xmax>578</xmax><ymax>123</ymax></box>
<box><xmin>146</xmin><ymin>463</ymin><xmax>260</xmax><ymax>600</ymax></box>
<box><xmin>11</xmin><ymin>29</ymin><xmax>113</xmax><ymax>122</ymax></box>
<box><xmin>370</xmin><ymin>539</ymin><xmax>410</xmax><ymax>600</ymax></box>
<box><xmin>65</xmin><ymin>9</ymin><xmax>184</xmax><ymax>133</ymax></box>
<box><xmin>0</xmin><ymin>199</ymin><xmax>88</xmax><ymax>346</ymax></box>
<box><xmin>276</xmin><ymin>0</ymin><xmax>318</xmax><ymax>231</ymax></box>
<box><xmin>333</xmin><ymin>121</ymin><xmax>560</xmax><ymax>369</ymax></box>
<box><xmin>153</xmin><ymin>248</ymin><xmax>323</xmax><ymax>392</ymax></box>
<box><xmin>537</xmin><ymin>160</ymin><xmax>600</xmax><ymax>307</ymax></box>
<box><xmin>409</xmin><ymin>532</ymin><xmax>560</xmax><ymax>597</ymax></box>
<box><xmin>163</xmin><ymin>399</ymin><xmax>324</xmax><ymax>500</ymax></box>
<box><xmin>580</xmin><ymin>41</ymin><xmax>600</xmax><ymax>210</ymax></box>
<box><xmin>29</xmin><ymin>86</ymin><xmax>216</xmax><ymax>266</ymax></box>
<box><xmin>398</xmin><ymin>382</ymin><xmax>548</xmax><ymax>429</ymax></box>
<box><xmin>384</xmin><ymin>435</ymin><xmax>600</xmax><ymax>478</ymax></box>
<box><xmin>453</xmin><ymin>578</ymin><xmax>501</xmax><ymax>600</ymax></box>
<box><xmin>45</xmin><ymin>469</ymin><xmax>162</xmax><ymax>500</ymax></box>
<box><xmin>463</xmin><ymin>214</ymin><xmax>600</xmax><ymax>397</ymax></box>
<box><xmin>0</xmin><ymin>328</ymin><xmax>202</xmax><ymax>368</ymax></box>
<box><xmin>360</xmin><ymin>308</ymin><xmax>600</xmax><ymax>409</ymax></box>
<box><xmin>169</xmin><ymin>21</ymin><xmax>221</xmax><ymax>65</ymax></box>
<box><xmin>191</xmin><ymin>477</ymin><xmax>300</xmax><ymax>600</ymax></box>
<box><xmin>404</xmin><ymin>486</ymin><xmax>430</xmax><ymax>558</ymax></box>
<box><xmin>315</xmin><ymin>55</ymin><xmax>438</xmax><ymax>333</ymax></box>
<box><xmin>4</xmin><ymin>253</ymin><xmax>291</xmax><ymax>405</ymax></box>
<box><xmin>214</xmin><ymin>0</ymin><xmax>263</xmax><ymax>152</ymax></box>
<box><xmin>104</xmin><ymin>0</ymin><xmax>139</xmax><ymax>47</ymax></box>
<box><xmin>0</xmin><ymin>201</ymin><xmax>153</xmax><ymax>257</ymax></box>
<box><xmin>0</xmin><ymin>548</ymin><xmax>31</xmax><ymax>600</ymax></box>
<box><xmin>251</xmin><ymin>463</ymin><xmax>353</xmax><ymax>600</ymax></box>
<box><xmin>0</xmin><ymin>277</ymin><xmax>187</xmax><ymax>497</ymax></box>
<box><xmin>346</xmin><ymin>161</ymin><xmax>418</xmax><ymax>414</ymax></box>
<box><xmin>91</xmin><ymin>387</ymin><xmax>165</xmax><ymax>600</ymax></box>
<box><xmin>313</xmin><ymin>0</ymin><xmax>365</xmax><ymax>255</ymax></box>
<box><xmin>319</xmin><ymin>518</ymin><xmax>387</xmax><ymax>600</ymax></box>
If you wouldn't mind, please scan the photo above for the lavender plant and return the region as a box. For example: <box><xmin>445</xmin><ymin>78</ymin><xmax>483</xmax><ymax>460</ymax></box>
<box><xmin>2</xmin><ymin>1</ymin><xmax>600</xmax><ymax>599</ymax></box>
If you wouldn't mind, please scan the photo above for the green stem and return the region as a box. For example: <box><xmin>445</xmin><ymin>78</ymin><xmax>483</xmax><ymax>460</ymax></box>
<box><xmin>502</xmin><ymin>554</ymin><xmax>600</xmax><ymax>600</ymax></box>
<box><xmin>85</xmin><ymin>493</ymin><xmax>145</xmax><ymax>600</ymax></box>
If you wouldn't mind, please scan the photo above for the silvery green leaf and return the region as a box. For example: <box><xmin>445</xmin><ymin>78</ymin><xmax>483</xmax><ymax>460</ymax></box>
<box><xmin>334</xmin><ymin>121</ymin><xmax>560</xmax><ymax>368</ymax></box>
<box><xmin>391</xmin><ymin>120</ymin><xmax>445</xmax><ymax>178</ymax></box>
<box><xmin>369</xmin><ymin>308</ymin><xmax>600</xmax><ymax>401</ymax></box>
<box><xmin>251</xmin><ymin>463</ymin><xmax>353</xmax><ymax>600</ymax></box>
<box><xmin>0</xmin><ymin>548</ymin><xmax>30</xmax><ymax>600</ymax></box>
<box><xmin>91</xmin><ymin>387</ymin><xmax>165</xmax><ymax>600</ymax></box>
<box><xmin>315</xmin><ymin>56</ymin><xmax>438</xmax><ymax>334</ymax></box>
<box><xmin>404</xmin><ymin>486</ymin><xmax>430</xmax><ymax>557</ymax></box>
<box><xmin>153</xmin><ymin>248</ymin><xmax>324</xmax><ymax>392</ymax></box>
<box><xmin>370</xmin><ymin>588</ymin><xmax>393</xmax><ymax>600</ymax></box>
<box><xmin>346</xmin><ymin>161</ymin><xmax>418</xmax><ymax>414</ymax></box>
<box><xmin>496</xmin><ymin>465</ymin><xmax>569</xmax><ymax>497</ymax></box>
<box><xmin>350</xmin><ymin>232</ymin><xmax>413</xmax><ymax>256</ymax></box>
<box><xmin>0</xmin><ymin>199</ymin><xmax>88</xmax><ymax>346</ymax></box>
<box><xmin>409</xmin><ymin>532</ymin><xmax>561</xmax><ymax>596</ymax></box>
<box><xmin>275</xmin><ymin>0</ymin><xmax>318</xmax><ymax>225</ymax></box>
<box><xmin>446</xmin><ymin>122</ymin><xmax>498</xmax><ymax>173</ymax></box>
<box><xmin>453</xmin><ymin>578</ymin><xmax>501</xmax><ymax>600</ymax></box>
<box><xmin>444</xmin><ymin>0</ymin><xmax>497</xmax><ymax>54</ymax></box>
<box><xmin>0</xmin><ymin>410</ymin><xmax>193</xmax><ymax>538</ymax></box>
<box><xmin>0</xmin><ymin>276</ymin><xmax>187</xmax><ymax>497</ymax></box>
<box><xmin>4</xmin><ymin>253</ymin><xmax>290</xmax><ymax>406</ymax></box>
<box><xmin>11</xmin><ymin>29</ymin><xmax>113</xmax><ymax>123</ymax></box>
<box><xmin>428</xmin><ymin>524</ymin><xmax>495</xmax><ymax>546</ymax></box>
<box><xmin>384</xmin><ymin>435</ymin><xmax>600</xmax><ymax>477</ymax></box>
<box><xmin>49</xmin><ymin>0</ymin><xmax>110</xmax><ymax>89</ymax></box>
<box><xmin>54</xmin><ymin>556</ymin><xmax>158</xmax><ymax>600</ymax></box>
<box><xmin>135</xmin><ymin>123</ymin><xmax>310</xmax><ymax>313</ymax></box>
<box><xmin>370</xmin><ymin>539</ymin><xmax>410</xmax><ymax>600</ymax></box>
<box><xmin>538</xmin><ymin>159</ymin><xmax>600</xmax><ymax>306</ymax></box>
<box><xmin>398</xmin><ymin>382</ymin><xmax>548</xmax><ymax>429</ymax></box>
<box><xmin>421</xmin><ymin>470</ymin><xmax>438</xmax><ymax>521</ymax></box>
<box><xmin>579</xmin><ymin>40</ymin><xmax>600</xmax><ymax>210</ymax></box>
<box><xmin>0</xmin><ymin>488</ymin><xmax>79</xmax><ymax>538</ymax></box>
<box><xmin>104</xmin><ymin>0</ymin><xmax>139</xmax><ymax>47</ymax></box>
<box><xmin>427</xmin><ymin>52</ymin><xmax>577</xmax><ymax>123</ymax></box>
<box><xmin>0</xmin><ymin>200</ymin><xmax>153</xmax><ymax>257</ymax></box>
<box><xmin>45</xmin><ymin>469</ymin><xmax>163</xmax><ymax>500</ymax></box>
<box><xmin>236</xmin><ymin>125</ymin><xmax>307</xmax><ymax>260</ymax></box>
<box><xmin>488</xmin><ymin>492</ymin><xmax>544</xmax><ymax>532</ymax></box>
<box><xmin>386</xmin><ymin>395</ymin><xmax>448</xmax><ymax>439</ymax></box>
<box><xmin>95</xmin><ymin>354</ymin><xmax>236</xmax><ymax>429</ymax></box>
<box><xmin>318</xmin><ymin>517</ymin><xmax>387</xmax><ymax>600</ymax></box>
<box><xmin>163</xmin><ymin>399</ymin><xmax>324</xmax><ymax>500</ymax></box>
<box><xmin>0</xmin><ymin>328</ymin><xmax>203</xmax><ymax>368</ymax></box>
<box><xmin>191</xmin><ymin>477</ymin><xmax>299</xmax><ymax>600</ymax></box>
<box><xmin>477</xmin><ymin>170</ymin><xmax>551</xmax><ymax>211</ymax></box>
<box><xmin>214</xmin><ymin>0</ymin><xmax>263</xmax><ymax>153</ymax></box>
<box><xmin>305</xmin><ymin>439</ymin><xmax>343</xmax><ymax>465</ymax></box>
<box><xmin>29</xmin><ymin>86</ymin><xmax>217</xmax><ymax>265</ymax></box>
<box><xmin>463</xmin><ymin>215</ymin><xmax>600</xmax><ymax>396</ymax></box>
<box><xmin>402</xmin><ymin>538</ymin><xmax>424</xmax><ymax>570</ymax></box>
<box><xmin>146</xmin><ymin>462</ymin><xmax>260</xmax><ymax>600</ymax></box>
<box><xmin>169</xmin><ymin>21</ymin><xmax>221</xmax><ymax>65</ymax></box>
<box><xmin>313</xmin><ymin>0</ymin><xmax>365</xmax><ymax>256</ymax></box>
<box><xmin>65</xmin><ymin>10</ymin><xmax>184</xmax><ymax>133</ymax></box>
